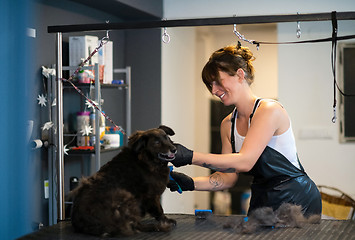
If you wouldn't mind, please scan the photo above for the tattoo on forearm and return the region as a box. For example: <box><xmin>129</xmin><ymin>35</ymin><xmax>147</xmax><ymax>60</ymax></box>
<box><xmin>202</xmin><ymin>163</ymin><xmax>236</xmax><ymax>173</ymax></box>
<box><xmin>209</xmin><ymin>173</ymin><xmax>224</xmax><ymax>189</ymax></box>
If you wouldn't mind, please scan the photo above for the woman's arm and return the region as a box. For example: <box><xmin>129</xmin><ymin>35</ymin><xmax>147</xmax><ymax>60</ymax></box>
<box><xmin>170</xmin><ymin>102</ymin><xmax>288</xmax><ymax>191</ymax></box>
<box><xmin>193</xmin><ymin>172</ymin><xmax>238</xmax><ymax>191</ymax></box>
<box><xmin>193</xmin><ymin>102</ymin><xmax>288</xmax><ymax>173</ymax></box>
<box><xmin>193</xmin><ymin>113</ymin><xmax>238</xmax><ymax>191</ymax></box>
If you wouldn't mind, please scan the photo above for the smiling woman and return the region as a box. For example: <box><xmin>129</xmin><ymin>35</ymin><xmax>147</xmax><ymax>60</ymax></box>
<box><xmin>168</xmin><ymin>43</ymin><xmax>322</xmax><ymax>218</ymax></box>
<box><xmin>161</xmin><ymin>25</ymin><xmax>279</xmax><ymax>214</ymax></box>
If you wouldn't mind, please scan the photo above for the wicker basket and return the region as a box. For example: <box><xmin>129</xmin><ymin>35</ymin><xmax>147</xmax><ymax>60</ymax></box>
<box><xmin>318</xmin><ymin>185</ymin><xmax>355</xmax><ymax>220</ymax></box>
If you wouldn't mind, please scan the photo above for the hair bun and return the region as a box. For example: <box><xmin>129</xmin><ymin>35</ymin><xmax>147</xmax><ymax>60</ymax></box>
<box><xmin>237</xmin><ymin>46</ymin><xmax>254</xmax><ymax>62</ymax></box>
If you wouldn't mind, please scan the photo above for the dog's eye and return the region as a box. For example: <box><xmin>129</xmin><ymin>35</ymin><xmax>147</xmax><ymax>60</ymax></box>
<box><xmin>154</xmin><ymin>140</ymin><xmax>161</xmax><ymax>146</ymax></box>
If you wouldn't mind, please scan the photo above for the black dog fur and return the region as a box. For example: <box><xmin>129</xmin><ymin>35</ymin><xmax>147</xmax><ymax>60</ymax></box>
<box><xmin>70</xmin><ymin>125</ymin><xmax>177</xmax><ymax>237</ymax></box>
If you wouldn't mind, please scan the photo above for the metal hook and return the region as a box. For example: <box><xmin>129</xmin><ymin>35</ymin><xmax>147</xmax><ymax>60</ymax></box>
<box><xmin>99</xmin><ymin>35</ymin><xmax>109</xmax><ymax>47</ymax></box>
<box><xmin>332</xmin><ymin>107</ymin><xmax>337</xmax><ymax>123</ymax></box>
<box><xmin>106</xmin><ymin>29</ymin><xmax>110</xmax><ymax>39</ymax></box>
<box><xmin>233</xmin><ymin>24</ymin><xmax>237</xmax><ymax>33</ymax></box>
<box><xmin>232</xmin><ymin>23</ymin><xmax>256</xmax><ymax>48</ymax></box>
<box><xmin>162</xmin><ymin>27</ymin><xmax>170</xmax><ymax>43</ymax></box>
<box><xmin>296</xmin><ymin>13</ymin><xmax>301</xmax><ymax>38</ymax></box>
<box><xmin>161</xmin><ymin>19</ymin><xmax>170</xmax><ymax>44</ymax></box>
<box><xmin>99</xmin><ymin>21</ymin><xmax>110</xmax><ymax>46</ymax></box>
<box><xmin>233</xmin><ymin>24</ymin><xmax>243</xmax><ymax>40</ymax></box>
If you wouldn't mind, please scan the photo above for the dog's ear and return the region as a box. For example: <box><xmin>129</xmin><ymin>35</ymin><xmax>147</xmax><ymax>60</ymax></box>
<box><xmin>128</xmin><ymin>131</ymin><xmax>146</xmax><ymax>152</ymax></box>
<box><xmin>158</xmin><ymin>125</ymin><xmax>175</xmax><ymax>136</ymax></box>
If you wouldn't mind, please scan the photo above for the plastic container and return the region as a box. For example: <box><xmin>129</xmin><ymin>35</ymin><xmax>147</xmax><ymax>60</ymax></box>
<box><xmin>90</xmin><ymin>135</ymin><xmax>96</xmax><ymax>146</ymax></box>
<box><xmin>90</xmin><ymin>112</ymin><xmax>96</xmax><ymax>134</ymax></box>
<box><xmin>105</xmin><ymin>126</ymin><xmax>122</xmax><ymax>134</ymax></box>
<box><xmin>77</xmin><ymin>69</ymin><xmax>94</xmax><ymax>83</ymax></box>
<box><xmin>99</xmin><ymin>111</ymin><xmax>106</xmax><ymax>141</ymax></box>
<box><xmin>102</xmin><ymin>134</ymin><xmax>120</xmax><ymax>148</ymax></box>
<box><xmin>112</xmin><ymin>79</ymin><xmax>124</xmax><ymax>85</ymax></box>
<box><xmin>241</xmin><ymin>190</ymin><xmax>251</xmax><ymax>215</ymax></box>
<box><xmin>77</xmin><ymin>111</ymin><xmax>90</xmax><ymax>146</ymax></box>
<box><xmin>102</xmin><ymin>126</ymin><xmax>122</xmax><ymax>148</ymax></box>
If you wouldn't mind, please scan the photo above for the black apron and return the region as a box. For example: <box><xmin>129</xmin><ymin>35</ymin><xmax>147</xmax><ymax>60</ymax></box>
<box><xmin>231</xmin><ymin>99</ymin><xmax>322</xmax><ymax>217</ymax></box>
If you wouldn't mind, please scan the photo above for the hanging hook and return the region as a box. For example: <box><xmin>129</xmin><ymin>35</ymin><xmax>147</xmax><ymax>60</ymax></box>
<box><xmin>162</xmin><ymin>27</ymin><xmax>170</xmax><ymax>43</ymax></box>
<box><xmin>332</xmin><ymin>106</ymin><xmax>337</xmax><ymax>123</ymax></box>
<box><xmin>161</xmin><ymin>19</ymin><xmax>170</xmax><ymax>44</ymax></box>
<box><xmin>296</xmin><ymin>12</ymin><xmax>301</xmax><ymax>38</ymax></box>
<box><xmin>99</xmin><ymin>20</ymin><xmax>110</xmax><ymax>46</ymax></box>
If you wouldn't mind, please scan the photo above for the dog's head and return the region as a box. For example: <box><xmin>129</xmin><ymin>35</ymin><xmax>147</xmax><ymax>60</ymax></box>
<box><xmin>128</xmin><ymin>125</ymin><xmax>176</xmax><ymax>162</ymax></box>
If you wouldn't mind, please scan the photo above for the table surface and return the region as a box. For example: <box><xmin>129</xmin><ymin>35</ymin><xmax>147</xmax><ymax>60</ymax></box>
<box><xmin>18</xmin><ymin>214</ymin><xmax>355</xmax><ymax>240</ymax></box>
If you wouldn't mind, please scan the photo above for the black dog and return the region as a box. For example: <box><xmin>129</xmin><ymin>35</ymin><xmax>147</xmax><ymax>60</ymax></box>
<box><xmin>70</xmin><ymin>125</ymin><xmax>177</xmax><ymax>237</ymax></box>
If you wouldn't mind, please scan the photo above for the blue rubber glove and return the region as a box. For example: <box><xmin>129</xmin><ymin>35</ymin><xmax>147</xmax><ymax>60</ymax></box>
<box><xmin>167</xmin><ymin>171</ymin><xmax>195</xmax><ymax>192</ymax></box>
<box><xmin>172</xmin><ymin>143</ymin><xmax>193</xmax><ymax>167</ymax></box>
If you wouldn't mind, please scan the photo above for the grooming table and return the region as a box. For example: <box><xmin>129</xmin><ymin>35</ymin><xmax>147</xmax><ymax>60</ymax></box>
<box><xmin>18</xmin><ymin>214</ymin><xmax>355</xmax><ymax>240</ymax></box>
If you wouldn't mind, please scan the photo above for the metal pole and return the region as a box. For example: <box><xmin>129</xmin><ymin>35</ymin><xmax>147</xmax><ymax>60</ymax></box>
<box><xmin>113</xmin><ymin>67</ymin><xmax>132</xmax><ymax>137</ymax></box>
<box><xmin>94</xmin><ymin>63</ymin><xmax>101</xmax><ymax>172</ymax></box>
<box><xmin>126</xmin><ymin>66</ymin><xmax>131</xmax><ymax>136</ymax></box>
<box><xmin>48</xmin><ymin>65</ymin><xmax>58</xmax><ymax>225</ymax></box>
<box><xmin>55</xmin><ymin>32</ymin><xmax>65</xmax><ymax>221</ymax></box>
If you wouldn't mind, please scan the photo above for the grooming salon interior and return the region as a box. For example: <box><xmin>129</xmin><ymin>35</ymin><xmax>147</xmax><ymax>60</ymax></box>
<box><xmin>1</xmin><ymin>0</ymin><xmax>355</xmax><ymax>239</ymax></box>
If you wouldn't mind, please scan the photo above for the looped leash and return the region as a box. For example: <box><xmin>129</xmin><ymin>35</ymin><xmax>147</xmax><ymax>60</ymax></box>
<box><xmin>60</xmin><ymin>32</ymin><xmax>126</xmax><ymax>135</ymax></box>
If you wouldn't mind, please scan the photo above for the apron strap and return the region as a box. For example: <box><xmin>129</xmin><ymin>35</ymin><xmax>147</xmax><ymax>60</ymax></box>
<box><xmin>230</xmin><ymin>108</ymin><xmax>238</xmax><ymax>153</ymax></box>
<box><xmin>249</xmin><ymin>98</ymin><xmax>262</xmax><ymax>121</ymax></box>
<box><xmin>230</xmin><ymin>98</ymin><xmax>262</xmax><ymax>153</ymax></box>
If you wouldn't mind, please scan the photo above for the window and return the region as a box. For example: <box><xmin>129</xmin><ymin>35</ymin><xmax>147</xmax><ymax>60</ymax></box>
<box><xmin>338</xmin><ymin>43</ymin><xmax>355</xmax><ymax>142</ymax></box>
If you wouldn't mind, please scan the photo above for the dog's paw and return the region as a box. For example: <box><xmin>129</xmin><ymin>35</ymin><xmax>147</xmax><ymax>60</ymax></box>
<box><xmin>158</xmin><ymin>217</ymin><xmax>177</xmax><ymax>232</ymax></box>
<box><xmin>165</xmin><ymin>217</ymin><xmax>177</xmax><ymax>226</ymax></box>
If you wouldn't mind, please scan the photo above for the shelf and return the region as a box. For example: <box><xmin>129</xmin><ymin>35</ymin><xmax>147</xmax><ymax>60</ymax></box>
<box><xmin>63</xmin><ymin>82</ymin><xmax>128</xmax><ymax>89</ymax></box>
<box><xmin>66</xmin><ymin>146</ymin><xmax>122</xmax><ymax>155</ymax></box>
<box><xmin>52</xmin><ymin>61</ymin><xmax>131</xmax><ymax>223</ymax></box>
<box><xmin>63</xmin><ymin>133</ymin><xmax>77</xmax><ymax>137</ymax></box>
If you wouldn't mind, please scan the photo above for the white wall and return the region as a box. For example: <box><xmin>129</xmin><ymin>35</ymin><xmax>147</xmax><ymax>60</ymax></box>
<box><xmin>278</xmin><ymin>20</ymin><xmax>355</xmax><ymax>197</ymax></box>
<box><xmin>162</xmin><ymin>0</ymin><xmax>355</xmax><ymax>214</ymax></box>
<box><xmin>161</xmin><ymin>27</ymin><xmax>209</xmax><ymax>213</ymax></box>
<box><xmin>164</xmin><ymin>0</ymin><xmax>355</xmax><ymax>18</ymax></box>
<box><xmin>196</xmin><ymin>24</ymin><xmax>278</xmax><ymax>99</ymax></box>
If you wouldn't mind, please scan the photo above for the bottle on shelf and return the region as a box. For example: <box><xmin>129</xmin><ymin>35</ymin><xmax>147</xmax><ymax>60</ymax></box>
<box><xmin>76</xmin><ymin>111</ymin><xmax>90</xmax><ymax>146</ymax></box>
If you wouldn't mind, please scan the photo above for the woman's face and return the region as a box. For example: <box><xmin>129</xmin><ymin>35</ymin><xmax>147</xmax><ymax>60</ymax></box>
<box><xmin>211</xmin><ymin>71</ymin><xmax>239</xmax><ymax>106</ymax></box>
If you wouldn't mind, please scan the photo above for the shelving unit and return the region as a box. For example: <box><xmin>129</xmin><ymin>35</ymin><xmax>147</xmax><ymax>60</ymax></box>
<box><xmin>48</xmin><ymin>58</ymin><xmax>131</xmax><ymax>224</ymax></box>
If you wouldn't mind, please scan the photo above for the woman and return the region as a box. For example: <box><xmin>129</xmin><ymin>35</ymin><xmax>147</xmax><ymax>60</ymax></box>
<box><xmin>169</xmin><ymin>44</ymin><xmax>322</xmax><ymax>217</ymax></box>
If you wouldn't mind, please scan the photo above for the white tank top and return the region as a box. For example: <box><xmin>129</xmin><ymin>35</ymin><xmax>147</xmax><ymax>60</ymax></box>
<box><xmin>233</xmin><ymin>99</ymin><xmax>301</xmax><ymax>169</ymax></box>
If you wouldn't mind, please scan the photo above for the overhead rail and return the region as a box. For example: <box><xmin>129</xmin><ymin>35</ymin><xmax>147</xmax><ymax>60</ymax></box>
<box><xmin>48</xmin><ymin>11</ymin><xmax>355</xmax><ymax>33</ymax></box>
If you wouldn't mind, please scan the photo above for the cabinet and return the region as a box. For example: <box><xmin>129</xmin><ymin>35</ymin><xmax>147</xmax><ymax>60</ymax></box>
<box><xmin>47</xmin><ymin>63</ymin><xmax>131</xmax><ymax>224</ymax></box>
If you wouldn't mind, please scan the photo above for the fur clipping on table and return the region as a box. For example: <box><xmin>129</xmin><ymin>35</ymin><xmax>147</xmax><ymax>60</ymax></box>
<box><xmin>223</xmin><ymin>203</ymin><xmax>321</xmax><ymax>234</ymax></box>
